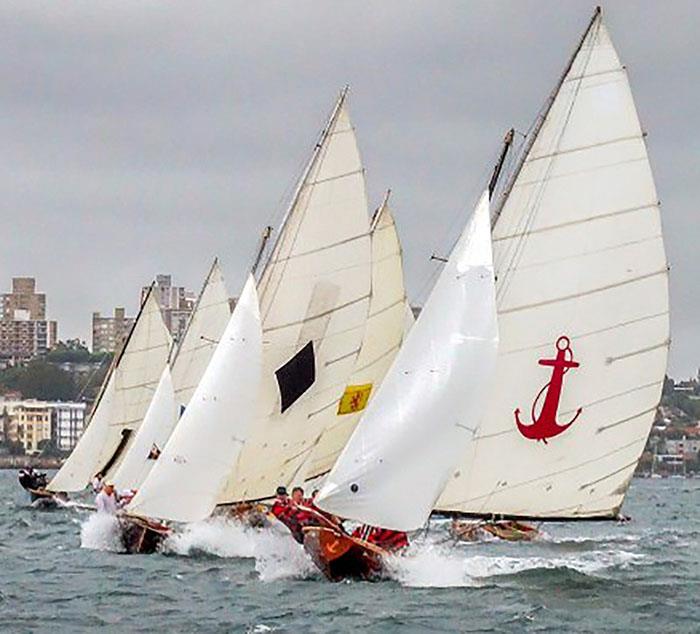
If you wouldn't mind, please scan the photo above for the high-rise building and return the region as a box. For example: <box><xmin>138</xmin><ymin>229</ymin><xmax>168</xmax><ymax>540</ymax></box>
<box><xmin>1</xmin><ymin>277</ymin><xmax>46</xmax><ymax>320</ymax></box>
<box><xmin>51</xmin><ymin>401</ymin><xmax>87</xmax><ymax>451</ymax></box>
<box><xmin>142</xmin><ymin>274</ymin><xmax>196</xmax><ymax>342</ymax></box>
<box><xmin>0</xmin><ymin>278</ymin><xmax>57</xmax><ymax>363</ymax></box>
<box><xmin>92</xmin><ymin>307</ymin><xmax>135</xmax><ymax>353</ymax></box>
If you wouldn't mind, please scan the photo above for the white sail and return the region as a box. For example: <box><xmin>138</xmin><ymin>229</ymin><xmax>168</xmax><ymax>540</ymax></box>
<box><xmin>307</xmin><ymin>199</ymin><xmax>408</xmax><ymax>478</ymax></box>
<box><xmin>318</xmin><ymin>191</ymin><xmax>498</xmax><ymax>530</ymax></box>
<box><xmin>218</xmin><ymin>91</ymin><xmax>373</xmax><ymax>503</ymax></box>
<box><xmin>170</xmin><ymin>258</ymin><xmax>231</xmax><ymax>408</ymax></box>
<box><xmin>48</xmin><ymin>289</ymin><xmax>171</xmax><ymax>492</ymax></box>
<box><xmin>109</xmin><ymin>366</ymin><xmax>176</xmax><ymax>491</ymax></box>
<box><xmin>127</xmin><ymin>275</ymin><xmax>262</xmax><ymax>523</ymax></box>
<box><xmin>108</xmin><ymin>259</ymin><xmax>231</xmax><ymax>491</ymax></box>
<box><xmin>437</xmin><ymin>12</ymin><xmax>669</xmax><ymax>519</ymax></box>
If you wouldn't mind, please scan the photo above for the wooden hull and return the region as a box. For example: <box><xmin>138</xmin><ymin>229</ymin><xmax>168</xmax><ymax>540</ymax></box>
<box><xmin>119</xmin><ymin>515</ymin><xmax>170</xmax><ymax>554</ymax></box>
<box><xmin>451</xmin><ymin>519</ymin><xmax>539</xmax><ymax>542</ymax></box>
<box><xmin>302</xmin><ymin>526</ymin><xmax>387</xmax><ymax>582</ymax></box>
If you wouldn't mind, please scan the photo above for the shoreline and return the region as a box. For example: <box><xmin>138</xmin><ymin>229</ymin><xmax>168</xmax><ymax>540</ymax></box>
<box><xmin>0</xmin><ymin>456</ymin><xmax>63</xmax><ymax>470</ymax></box>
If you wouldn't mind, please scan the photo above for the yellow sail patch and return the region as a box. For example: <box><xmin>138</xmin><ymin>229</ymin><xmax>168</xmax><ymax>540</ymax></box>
<box><xmin>337</xmin><ymin>383</ymin><xmax>373</xmax><ymax>415</ymax></box>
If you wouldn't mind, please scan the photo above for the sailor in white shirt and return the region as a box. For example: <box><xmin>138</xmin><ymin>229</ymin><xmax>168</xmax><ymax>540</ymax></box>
<box><xmin>95</xmin><ymin>482</ymin><xmax>120</xmax><ymax>515</ymax></box>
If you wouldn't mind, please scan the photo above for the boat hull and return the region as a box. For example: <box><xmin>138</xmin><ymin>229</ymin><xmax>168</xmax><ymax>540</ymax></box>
<box><xmin>302</xmin><ymin>526</ymin><xmax>387</xmax><ymax>582</ymax></box>
<box><xmin>119</xmin><ymin>515</ymin><xmax>170</xmax><ymax>554</ymax></box>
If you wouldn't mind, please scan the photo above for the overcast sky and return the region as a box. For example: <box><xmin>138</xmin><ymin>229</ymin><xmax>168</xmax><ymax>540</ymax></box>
<box><xmin>0</xmin><ymin>1</ymin><xmax>697</xmax><ymax>377</ymax></box>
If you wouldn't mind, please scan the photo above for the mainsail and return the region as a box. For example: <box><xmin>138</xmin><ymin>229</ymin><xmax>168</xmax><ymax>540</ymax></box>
<box><xmin>306</xmin><ymin>197</ymin><xmax>409</xmax><ymax>478</ymax></box>
<box><xmin>437</xmin><ymin>9</ymin><xmax>670</xmax><ymax>519</ymax></box>
<box><xmin>317</xmin><ymin>191</ymin><xmax>498</xmax><ymax>530</ymax></box>
<box><xmin>109</xmin><ymin>259</ymin><xmax>231</xmax><ymax>490</ymax></box>
<box><xmin>127</xmin><ymin>275</ymin><xmax>262</xmax><ymax>523</ymax></box>
<box><xmin>48</xmin><ymin>288</ymin><xmax>172</xmax><ymax>492</ymax></box>
<box><xmin>218</xmin><ymin>89</ymin><xmax>373</xmax><ymax>503</ymax></box>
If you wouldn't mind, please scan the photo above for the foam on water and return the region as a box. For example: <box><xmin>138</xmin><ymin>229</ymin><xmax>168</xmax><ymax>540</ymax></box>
<box><xmin>386</xmin><ymin>540</ymin><xmax>645</xmax><ymax>588</ymax></box>
<box><xmin>253</xmin><ymin>529</ymin><xmax>317</xmax><ymax>582</ymax></box>
<box><xmin>164</xmin><ymin>516</ymin><xmax>259</xmax><ymax>558</ymax></box>
<box><xmin>79</xmin><ymin>512</ymin><xmax>124</xmax><ymax>552</ymax></box>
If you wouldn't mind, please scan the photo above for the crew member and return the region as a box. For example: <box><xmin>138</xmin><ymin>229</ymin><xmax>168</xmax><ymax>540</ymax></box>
<box><xmin>354</xmin><ymin>525</ymin><xmax>409</xmax><ymax>552</ymax></box>
<box><xmin>95</xmin><ymin>482</ymin><xmax>120</xmax><ymax>515</ymax></box>
<box><xmin>91</xmin><ymin>472</ymin><xmax>104</xmax><ymax>493</ymax></box>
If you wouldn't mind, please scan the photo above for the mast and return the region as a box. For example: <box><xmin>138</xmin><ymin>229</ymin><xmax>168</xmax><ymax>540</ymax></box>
<box><xmin>490</xmin><ymin>6</ymin><xmax>601</xmax><ymax>226</ymax></box>
<box><xmin>487</xmin><ymin>128</ymin><xmax>514</xmax><ymax>200</ymax></box>
<box><xmin>258</xmin><ymin>86</ymin><xmax>350</xmax><ymax>283</ymax></box>
<box><xmin>370</xmin><ymin>189</ymin><xmax>391</xmax><ymax>230</ymax></box>
<box><xmin>251</xmin><ymin>226</ymin><xmax>273</xmax><ymax>277</ymax></box>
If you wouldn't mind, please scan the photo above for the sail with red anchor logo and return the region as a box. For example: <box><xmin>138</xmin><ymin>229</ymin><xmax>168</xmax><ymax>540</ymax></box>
<box><xmin>437</xmin><ymin>7</ymin><xmax>669</xmax><ymax>520</ymax></box>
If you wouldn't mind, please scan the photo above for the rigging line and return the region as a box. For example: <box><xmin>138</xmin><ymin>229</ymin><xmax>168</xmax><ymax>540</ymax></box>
<box><xmin>495</xmin><ymin>15</ymin><xmax>601</xmax><ymax>304</ymax></box>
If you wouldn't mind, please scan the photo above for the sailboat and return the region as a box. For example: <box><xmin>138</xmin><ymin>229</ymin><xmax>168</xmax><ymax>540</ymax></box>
<box><xmin>436</xmin><ymin>6</ymin><xmax>669</xmax><ymax>526</ymax></box>
<box><xmin>109</xmin><ymin>259</ymin><xmax>231</xmax><ymax>491</ymax></box>
<box><xmin>120</xmin><ymin>276</ymin><xmax>262</xmax><ymax>553</ymax></box>
<box><xmin>118</xmin><ymin>276</ymin><xmax>262</xmax><ymax>553</ymax></box>
<box><xmin>305</xmin><ymin>190</ymin><xmax>499</xmax><ymax>580</ymax></box>
<box><xmin>46</xmin><ymin>286</ymin><xmax>172</xmax><ymax>495</ymax></box>
<box><xmin>217</xmin><ymin>88</ymin><xmax>404</xmax><ymax>506</ymax></box>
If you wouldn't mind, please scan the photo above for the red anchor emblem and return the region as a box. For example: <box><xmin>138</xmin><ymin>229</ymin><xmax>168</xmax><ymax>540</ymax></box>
<box><xmin>515</xmin><ymin>335</ymin><xmax>582</xmax><ymax>444</ymax></box>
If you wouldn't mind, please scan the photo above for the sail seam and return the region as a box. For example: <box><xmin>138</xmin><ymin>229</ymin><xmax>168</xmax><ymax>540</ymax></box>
<box><xmin>324</xmin><ymin>347</ymin><xmax>361</xmax><ymax>367</ymax></box>
<box><xmin>305</xmin><ymin>168</ymin><xmax>364</xmax><ymax>187</ymax></box>
<box><xmin>444</xmin><ymin>436</ymin><xmax>646</xmax><ymax>508</ymax></box>
<box><xmin>494</xmin><ymin>203</ymin><xmax>657</xmax><ymax>242</ymax></box>
<box><xmin>266</xmin><ymin>232</ymin><xmax>370</xmax><ymax>264</ymax></box>
<box><xmin>499</xmin><ymin>268</ymin><xmax>667</xmax><ymax>314</ymax></box>
<box><xmin>578</xmin><ymin>459</ymin><xmax>639</xmax><ymax>490</ymax></box>
<box><xmin>564</xmin><ymin>67</ymin><xmax>624</xmax><ymax>83</ymax></box>
<box><xmin>526</xmin><ymin>134</ymin><xmax>643</xmax><ymax>163</ymax></box>
<box><xmin>559</xmin><ymin>379</ymin><xmax>664</xmax><ymax>416</ymax></box>
<box><xmin>596</xmin><ymin>406</ymin><xmax>658</xmax><ymax>434</ymax></box>
<box><xmin>263</xmin><ymin>293</ymin><xmax>371</xmax><ymax>332</ymax></box>
<box><xmin>605</xmin><ymin>339</ymin><xmax>670</xmax><ymax>364</ymax></box>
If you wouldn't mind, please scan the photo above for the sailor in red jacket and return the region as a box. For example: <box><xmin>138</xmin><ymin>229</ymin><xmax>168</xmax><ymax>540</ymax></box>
<box><xmin>352</xmin><ymin>524</ymin><xmax>409</xmax><ymax>552</ymax></box>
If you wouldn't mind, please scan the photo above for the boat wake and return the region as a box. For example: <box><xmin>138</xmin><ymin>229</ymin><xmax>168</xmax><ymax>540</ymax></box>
<box><xmin>79</xmin><ymin>513</ymin><xmax>124</xmax><ymax>553</ymax></box>
<box><xmin>253</xmin><ymin>529</ymin><xmax>317</xmax><ymax>582</ymax></box>
<box><xmin>385</xmin><ymin>541</ymin><xmax>645</xmax><ymax>588</ymax></box>
<box><xmin>164</xmin><ymin>517</ymin><xmax>259</xmax><ymax>558</ymax></box>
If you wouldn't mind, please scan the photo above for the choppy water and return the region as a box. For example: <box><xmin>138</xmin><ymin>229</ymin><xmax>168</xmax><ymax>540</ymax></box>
<box><xmin>2</xmin><ymin>471</ymin><xmax>698</xmax><ymax>632</ymax></box>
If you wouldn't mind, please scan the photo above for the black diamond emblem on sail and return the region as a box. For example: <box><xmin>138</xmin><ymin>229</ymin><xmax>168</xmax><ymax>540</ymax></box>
<box><xmin>276</xmin><ymin>341</ymin><xmax>316</xmax><ymax>414</ymax></box>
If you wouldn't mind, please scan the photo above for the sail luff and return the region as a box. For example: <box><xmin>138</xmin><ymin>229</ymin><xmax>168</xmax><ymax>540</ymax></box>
<box><xmin>257</xmin><ymin>86</ymin><xmax>350</xmax><ymax>288</ymax></box>
<box><xmin>491</xmin><ymin>7</ymin><xmax>601</xmax><ymax>227</ymax></box>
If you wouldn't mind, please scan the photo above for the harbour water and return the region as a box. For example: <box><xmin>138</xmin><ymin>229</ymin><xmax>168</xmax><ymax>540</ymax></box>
<box><xmin>2</xmin><ymin>471</ymin><xmax>698</xmax><ymax>632</ymax></box>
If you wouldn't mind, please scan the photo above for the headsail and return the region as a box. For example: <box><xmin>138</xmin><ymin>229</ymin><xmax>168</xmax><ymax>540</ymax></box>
<box><xmin>306</xmin><ymin>197</ymin><xmax>409</xmax><ymax>477</ymax></box>
<box><xmin>437</xmin><ymin>10</ymin><xmax>670</xmax><ymax>519</ymax></box>
<box><xmin>48</xmin><ymin>288</ymin><xmax>171</xmax><ymax>492</ymax></box>
<box><xmin>218</xmin><ymin>90</ymin><xmax>373</xmax><ymax>503</ymax></box>
<box><xmin>109</xmin><ymin>258</ymin><xmax>231</xmax><ymax>491</ymax></box>
<box><xmin>127</xmin><ymin>275</ymin><xmax>262</xmax><ymax>523</ymax></box>
<box><xmin>109</xmin><ymin>366</ymin><xmax>176</xmax><ymax>491</ymax></box>
<box><xmin>318</xmin><ymin>191</ymin><xmax>498</xmax><ymax>531</ymax></box>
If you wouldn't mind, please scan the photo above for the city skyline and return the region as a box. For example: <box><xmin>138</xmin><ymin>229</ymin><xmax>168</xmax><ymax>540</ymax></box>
<box><xmin>1</xmin><ymin>2</ymin><xmax>697</xmax><ymax>376</ymax></box>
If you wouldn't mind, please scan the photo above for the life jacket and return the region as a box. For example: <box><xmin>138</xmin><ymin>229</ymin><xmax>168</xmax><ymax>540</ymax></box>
<box><xmin>356</xmin><ymin>526</ymin><xmax>409</xmax><ymax>552</ymax></box>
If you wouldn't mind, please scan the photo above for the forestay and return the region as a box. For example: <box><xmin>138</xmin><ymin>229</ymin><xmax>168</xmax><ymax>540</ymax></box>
<box><xmin>218</xmin><ymin>91</ymin><xmax>372</xmax><ymax>503</ymax></box>
<box><xmin>307</xmin><ymin>200</ymin><xmax>408</xmax><ymax>478</ymax></box>
<box><xmin>318</xmin><ymin>191</ymin><xmax>498</xmax><ymax>531</ymax></box>
<box><xmin>48</xmin><ymin>289</ymin><xmax>171</xmax><ymax>492</ymax></box>
<box><xmin>127</xmin><ymin>276</ymin><xmax>262</xmax><ymax>523</ymax></box>
<box><xmin>437</xmin><ymin>12</ymin><xmax>670</xmax><ymax>519</ymax></box>
<box><xmin>109</xmin><ymin>258</ymin><xmax>231</xmax><ymax>491</ymax></box>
